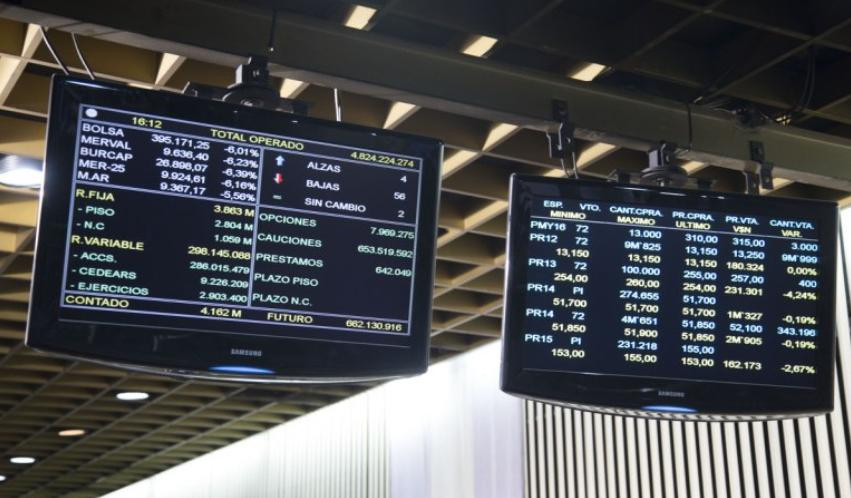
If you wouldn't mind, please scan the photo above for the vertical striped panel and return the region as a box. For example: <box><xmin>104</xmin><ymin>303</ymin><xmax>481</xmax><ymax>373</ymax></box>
<box><xmin>555</xmin><ymin>405</ymin><xmax>567</xmax><ymax>498</ymax></box>
<box><xmin>604</xmin><ymin>415</ymin><xmax>617</xmax><ymax>497</ymax></box>
<box><xmin>103</xmin><ymin>391</ymin><xmax>388</xmax><ymax>498</ymax></box>
<box><xmin>565</xmin><ymin>407</ymin><xmax>577</xmax><ymax>498</ymax></box>
<box><xmin>595</xmin><ymin>413</ymin><xmax>607</xmax><ymax>498</ymax></box>
<box><xmin>526</xmin><ymin>363</ymin><xmax>851</xmax><ymax>498</ymax></box>
<box><xmin>386</xmin><ymin>341</ymin><xmax>525</xmax><ymax>498</ymax></box>
<box><xmin>614</xmin><ymin>415</ymin><xmax>627</xmax><ymax>498</ymax></box>
<box><xmin>525</xmin><ymin>215</ymin><xmax>851</xmax><ymax>498</ymax></box>
<box><xmin>105</xmin><ymin>342</ymin><xmax>526</xmax><ymax>498</ymax></box>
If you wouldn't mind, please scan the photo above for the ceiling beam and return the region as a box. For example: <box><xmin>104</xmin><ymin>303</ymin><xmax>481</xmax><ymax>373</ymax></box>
<box><xmin>3</xmin><ymin>0</ymin><xmax>851</xmax><ymax>191</ymax></box>
<box><xmin>0</xmin><ymin>23</ymin><xmax>39</xmax><ymax>105</ymax></box>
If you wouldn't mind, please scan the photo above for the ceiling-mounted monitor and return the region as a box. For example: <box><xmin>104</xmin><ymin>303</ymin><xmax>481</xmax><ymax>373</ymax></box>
<box><xmin>501</xmin><ymin>175</ymin><xmax>838</xmax><ymax>419</ymax></box>
<box><xmin>27</xmin><ymin>76</ymin><xmax>442</xmax><ymax>382</ymax></box>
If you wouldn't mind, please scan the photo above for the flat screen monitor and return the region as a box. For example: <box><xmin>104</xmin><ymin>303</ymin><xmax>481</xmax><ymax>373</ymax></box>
<box><xmin>501</xmin><ymin>175</ymin><xmax>838</xmax><ymax>418</ymax></box>
<box><xmin>26</xmin><ymin>76</ymin><xmax>442</xmax><ymax>382</ymax></box>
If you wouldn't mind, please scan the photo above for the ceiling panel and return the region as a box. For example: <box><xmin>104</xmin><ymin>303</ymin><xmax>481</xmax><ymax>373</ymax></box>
<box><xmin>0</xmin><ymin>0</ymin><xmax>850</xmax><ymax>495</ymax></box>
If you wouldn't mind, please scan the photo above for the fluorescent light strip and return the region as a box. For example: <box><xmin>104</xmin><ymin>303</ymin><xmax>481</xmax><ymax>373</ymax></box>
<box><xmin>344</xmin><ymin>5</ymin><xmax>377</xmax><ymax>30</ymax></box>
<box><xmin>58</xmin><ymin>429</ymin><xmax>86</xmax><ymax>437</ymax></box>
<box><xmin>568</xmin><ymin>62</ymin><xmax>608</xmax><ymax>82</ymax></box>
<box><xmin>116</xmin><ymin>391</ymin><xmax>149</xmax><ymax>401</ymax></box>
<box><xmin>462</xmin><ymin>35</ymin><xmax>498</xmax><ymax>57</ymax></box>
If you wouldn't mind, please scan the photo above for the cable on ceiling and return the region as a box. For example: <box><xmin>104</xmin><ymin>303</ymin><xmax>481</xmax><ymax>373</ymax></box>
<box><xmin>559</xmin><ymin>154</ymin><xmax>579</xmax><ymax>180</ymax></box>
<box><xmin>784</xmin><ymin>46</ymin><xmax>816</xmax><ymax>123</ymax></box>
<box><xmin>267</xmin><ymin>8</ymin><xmax>278</xmax><ymax>53</ymax></box>
<box><xmin>39</xmin><ymin>26</ymin><xmax>69</xmax><ymax>76</ymax></box>
<box><xmin>684</xmin><ymin>102</ymin><xmax>694</xmax><ymax>154</ymax></box>
<box><xmin>691</xmin><ymin>32</ymin><xmax>771</xmax><ymax>107</ymax></box>
<box><xmin>71</xmin><ymin>33</ymin><xmax>95</xmax><ymax>80</ymax></box>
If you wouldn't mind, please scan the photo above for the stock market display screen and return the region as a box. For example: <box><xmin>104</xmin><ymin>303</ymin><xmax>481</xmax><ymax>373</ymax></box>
<box><xmin>501</xmin><ymin>176</ymin><xmax>838</xmax><ymax>418</ymax></box>
<box><xmin>27</xmin><ymin>76</ymin><xmax>441</xmax><ymax>381</ymax></box>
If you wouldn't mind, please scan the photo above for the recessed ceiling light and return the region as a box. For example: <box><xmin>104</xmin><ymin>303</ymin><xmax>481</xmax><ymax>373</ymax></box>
<box><xmin>344</xmin><ymin>5</ymin><xmax>377</xmax><ymax>30</ymax></box>
<box><xmin>0</xmin><ymin>474</ymin><xmax>6</xmax><ymax>482</ymax></box>
<box><xmin>0</xmin><ymin>155</ymin><xmax>43</xmax><ymax>188</ymax></box>
<box><xmin>461</xmin><ymin>35</ymin><xmax>498</xmax><ymax>57</ymax></box>
<box><xmin>568</xmin><ymin>62</ymin><xmax>608</xmax><ymax>82</ymax></box>
<box><xmin>58</xmin><ymin>428</ymin><xmax>86</xmax><ymax>437</ymax></box>
<box><xmin>116</xmin><ymin>391</ymin><xmax>149</xmax><ymax>401</ymax></box>
<box><xmin>10</xmin><ymin>456</ymin><xmax>35</xmax><ymax>465</ymax></box>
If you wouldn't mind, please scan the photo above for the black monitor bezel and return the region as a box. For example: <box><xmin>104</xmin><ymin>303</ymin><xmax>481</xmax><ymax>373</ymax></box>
<box><xmin>26</xmin><ymin>75</ymin><xmax>442</xmax><ymax>382</ymax></box>
<box><xmin>501</xmin><ymin>175</ymin><xmax>838</xmax><ymax>418</ymax></box>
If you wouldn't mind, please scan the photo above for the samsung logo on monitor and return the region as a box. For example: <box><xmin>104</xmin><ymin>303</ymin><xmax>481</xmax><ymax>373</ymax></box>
<box><xmin>658</xmin><ymin>390</ymin><xmax>685</xmax><ymax>398</ymax></box>
<box><xmin>230</xmin><ymin>348</ymin><xmax>263</xmax><ymax>357</ymax></box>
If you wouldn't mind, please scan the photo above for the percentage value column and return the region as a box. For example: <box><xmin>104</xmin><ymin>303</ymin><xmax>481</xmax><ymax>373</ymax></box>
<box><xmin>189</xmin><ymin>141</ymin><xmax>262</xmax><ymax>307</ymax></box>
<box><xmin>778</xmin><ymin>239</ymin><xmax>821</xmax><ymax>378</ymax></box>
<box><xmin>218</xmin><ymin>145</ymin><xmax>261</xmax><ymax>203</ymax></box>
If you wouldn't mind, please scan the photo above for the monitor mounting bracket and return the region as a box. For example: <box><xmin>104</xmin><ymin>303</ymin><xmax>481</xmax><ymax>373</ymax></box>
<box><xmin>641</xmin><ymin>141</ymin><xmax>688</xmax><ymax>187</ymax></box>
<box><xmin>607</xmin><ymin>141</ymin><xmax>713</xmax><ymax>190</ymax></box>
<box><xmin>744</xmin><ymin>140</ymin><xmax>774</xmax><ymax>195</ymax></box>
<box><xmin>547</xmin><ymin>99</ymin><xmax>578</xmax><ymax>178</ymax></box>
<box><xmin>182</xmin><ymin>55</ymin><xmax>308</xmax><ymax>115</ymax></box>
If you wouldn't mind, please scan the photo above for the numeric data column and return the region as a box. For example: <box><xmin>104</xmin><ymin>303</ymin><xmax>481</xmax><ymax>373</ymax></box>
<box><xmin>618</xmin><ymin>227</ymin><xmax>663</xmax><ymax>367</ymax></box>
<box><xmin>680</xmin><ymin>232</ymin><xmax>720</xmax><ymax>371</ymax></box>
<box><xmin>550</xmin><ymin>220</ymin><xmax>591</xmax><ymax>360</ymax></box>
<box><xmin>777</xmin><ymin>239</ymin><xmax>821</xmax><ymax>378</ymax></box>
<box><xmin>721</xmin><ymin>234</ymin><xmax>767</xmax><ymax>375</ymax></box>
<box><xmin>179</xmin><ymin>142</ymin><xmax>261</xmax><ymax>307</ymax></box>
